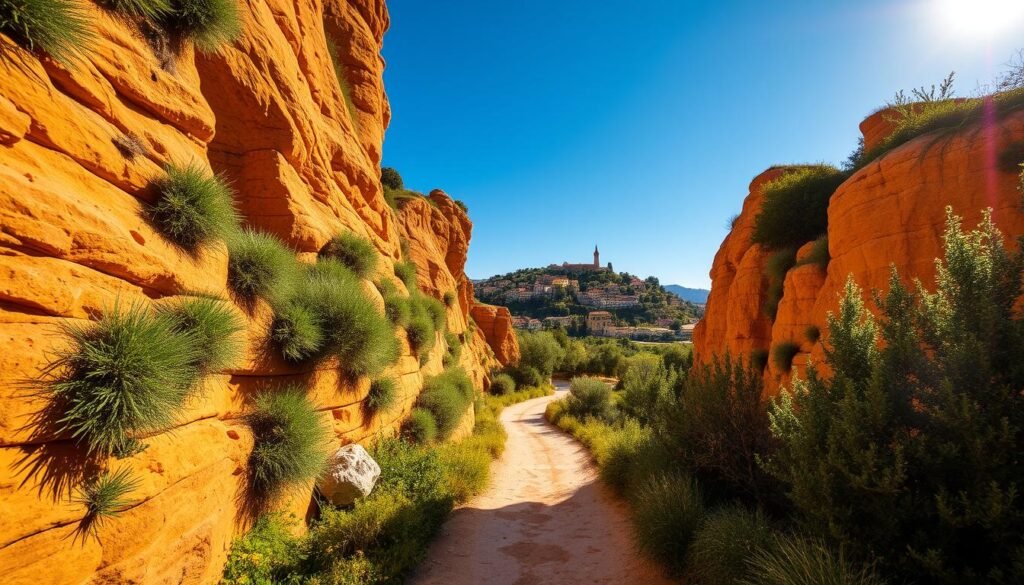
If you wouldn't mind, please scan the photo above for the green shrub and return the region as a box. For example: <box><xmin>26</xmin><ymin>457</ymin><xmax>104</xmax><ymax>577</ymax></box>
<box><xmin>743</xmin><ymin>534</ymin><xmax>887</xmax><ymax>585</ymax></box>
<box><xmin>416</xmin><ymin>368</ymin><xmax>474</xmax><ymax>440</ymax></box>
<box><xmin>0</xmin><ymin>0</ymin><xmax>91</xmax><ymax>64</ymax></box>
<box><xmin>75</xmin><ymin>467</ymin><xmax>140</xmax><ymax>533</ymax></box>
<box><xmin>149</xmin><ymin>162</ymin><xmax>239</xmax><ymax>253</ymax></box>
<box><xmin>564</xmin><ymin>376</ymin><xmax>613</xmax><ymax>420</ymax></box>
<box><xmin>764</xmin><ymin>247</ymin><xmax>797</xmax><ymax>319</ymax></box>
<box><xmin>631</xmin><ymin>473</ymin><xmax>705</xmax><ymax>576</ymax></box>
<box><xmin>393</xmin><ymin>261</ymin><xmax>417</xmax><ymax>289</ymax></box>
<box><xmin>381</xmin><ymin>167</ymin><xmax>403</xmax><ymax>191</ymax></box>
<box><xmin>767</xmin><ymin>209</ymin><xmax>1024</xmax><ymax>583</ymax></box>
<box><xmin>751</xmin><ymin>348</ymin><xmax>769</xmax><ymax>371</ymax></box>
<box><xmin>417</xmin><ymin>295</ymin><xmax>447</xmax><ymax>331</ymax></box>
<box><xmin>320</xmin><ymin>232</ymin><xmax>379</xmax><ymax>279</ymax></box>
<box><xmin>686</xmin><ymin>506</ymin><xmax>774</xmax><ymax>585</ymax></box>
<box><xmin>442</xmin><ymin>290</ymin><xmax>456</xmax><ymax>307</ymax></box>
<box><xmin>516</xmin><ymin>330</ymin><xmax>565</xmax><ymax>378</ymax></box>
<box><xmin>804</xmin><ymin>324</ymin><xmax>821</xmax><ymax>344</ymax></box>
<box><xmin>797</xmin><ymin>235</ymin><xmax>830</xmax><ymax>269</ymax></box>
<box><xmin>270</xmin><ymin>300</ymin><xmax>323</xmax><ymax>362</ymax></box>
<box><xmin>771</xmin><ymin>341</ymin><xmax>800</xmax><ymax>371</ymax></box>
<box><xmin>618</xmin><ymin>353</ymin><xmax>671</xmax><ymax>425</ymax></box>
<box><xmin>436</xmin><ymin>441</ymin><xmax>490</xmax><ymax>502</ymax></box>
<box><xmin>404</xmin><ymin>313</ymin><xmax>435</xmax><ymax>356</ymax></box>
<box><xmin>365</xmin><ymin>377</ymin><xmax>397</xmax><ymax>414</ymax></box>
<box><xmin>161</xmin><ymin>0</ymin><xmax>242</xmax><ymax>52</ymax></box>
<box><xmin>383</xmin><ymin>294</ymin><xmax>411</xmax><ymax>327</ymax></box>
<box><xmin>402</xmin><ymin>408</ymin><xmax>437</xmax><ymax>444</ymax></box>
<box><xmin>227</xmin><ymin>229</ymin><xmax>297</xmax><ymax>302</ymax></box>
<box><xmin>98</xmin><ymin>0</ymin><xmax>170</xmax><ymax>19</ymax></box>
<box><xmin>157</xmin><ymin>295</ymin><xmax>242</xmax><ymax>374</ymax></box>
<box><xmin>443</xmin><ymin>331</ymin><xmax>461</xmax><ymax>361</ymax></box>
<box><xmin>598</xmin><ymin>419</ymin><xmax>657</xmax><ymax>493</ymax></box>
<box><xmin>246</xmin><ymin>388</ymin><xmax>329</xmax><ymax>497</ymax></box>
<box><xmin>453</xmin><ymin>200</ymin><xmax>468</xmax><ymax>214</ymax></box>
<box><xmin>222</xmin><ymin>513</ymin><xmax>304</xmax><ymax>584</ymax></box>
<box><xmin>46</xmin><ymin>302</ymin><xmax>199</xmax><ymax>456</ymax></box>
<box><xmin>752</xmin><ymin>166</ymin><xmax>847</xmax><ymax>250</ymax></box>
<box><xmin>489</xmin><ymin>373</ymin><xmax>515</xmax><ymax>396</ymax></box>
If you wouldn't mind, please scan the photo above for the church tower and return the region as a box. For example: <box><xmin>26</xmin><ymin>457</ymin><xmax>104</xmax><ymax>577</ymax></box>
<box><xmin>594</xmin><ymin>245</ymin><xmax>600</xmax><ymax>268</ymax></box>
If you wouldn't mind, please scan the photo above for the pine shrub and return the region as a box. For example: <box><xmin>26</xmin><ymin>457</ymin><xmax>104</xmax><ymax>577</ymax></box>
<box><xmin>149</xmin><ymin>162</ymin><xmax>239</xmax><ymax>253</ymax></box>
<box><xmin>227</xmin><ymin>229</ymin><xmax>298</xmax><ymax>302</ymax></box>
<box><xmin>246</xmin><ymin>388</ymin><xmax>329</xmax><ymax>497</ymax></box>
<box><xmin>320</xmin><ymin>232</ymin><xmax>379</xmax><ymax>279</ymax></box>
<box><xmin>752</xmin><ymin>166</ymin><xmax>847</xmax><ymax>250</ymax></box>
<box><xmin>0</xmin><ymin>0</ymin><xmax>91</xmax><ymax>64</ymax></box>
<box><xmin>380</xmin><ymin>167</ymin><xmax>403</xmax><ymax>191</ymax></box>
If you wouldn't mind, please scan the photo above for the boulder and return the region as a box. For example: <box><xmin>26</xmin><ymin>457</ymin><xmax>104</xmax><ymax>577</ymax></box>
<box><xmin>317</xmin><ymin>444</ymin><xmax>381</xmax><ymax>505</ymax></box>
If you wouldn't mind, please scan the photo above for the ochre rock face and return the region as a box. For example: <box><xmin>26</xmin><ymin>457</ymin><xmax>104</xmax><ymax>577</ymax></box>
<box><xmin>695</xmin><ymin>108</ymin><xmax>1024</xmax><ymax>395</ymax></box>
<box><xmin>470</xmin><ymin>303</ymin><xmax>522</xmax><ymax>366</ymax></box>
<box><xmin>0</xmin><ymin>2</ymin><xmax>515</xmax><ymax>583</ymax></box>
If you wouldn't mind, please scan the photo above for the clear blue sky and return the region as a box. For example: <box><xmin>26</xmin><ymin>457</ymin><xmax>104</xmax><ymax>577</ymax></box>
<box><xmin>380</xmin><ymin>0</ymin><xmax>1024</xmax><ymax>288</ymax></box>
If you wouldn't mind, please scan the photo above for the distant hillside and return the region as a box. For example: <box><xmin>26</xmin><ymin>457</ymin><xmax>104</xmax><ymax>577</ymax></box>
<box><xmin>665</xmin><ymin>285</ymin><xmax>709</xmax><ymax>304</ymax></box>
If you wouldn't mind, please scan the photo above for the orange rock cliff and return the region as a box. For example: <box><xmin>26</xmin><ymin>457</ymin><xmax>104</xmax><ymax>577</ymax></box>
<box><xmin>0</xmin><ymin>1</ymin><xmax>518</xmax><ymax>583</ymax></box>
<box><xmin>694</xmin><ymin>106</ymin><xmax>1024</xmax><ymax>394</ymax></box>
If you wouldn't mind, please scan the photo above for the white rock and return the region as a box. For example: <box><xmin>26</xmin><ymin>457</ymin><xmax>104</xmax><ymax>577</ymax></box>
<box><xmin>317</xmin><ymin>444</ymin><xmax>381</xmax><ymax>505</ymax></box>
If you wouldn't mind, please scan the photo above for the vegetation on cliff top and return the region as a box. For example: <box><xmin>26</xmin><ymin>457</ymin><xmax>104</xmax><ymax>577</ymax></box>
<box><xmin>0</xmin><ymin>0</ymin><xmax>91</xmax><ymax>64</ymax></box>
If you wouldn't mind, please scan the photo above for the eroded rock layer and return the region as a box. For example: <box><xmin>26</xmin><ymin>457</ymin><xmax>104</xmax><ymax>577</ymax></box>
<box><xmin>0</xmin><ymin>2</ymin><xmax>511</xmax><ymax>583</ymax></box>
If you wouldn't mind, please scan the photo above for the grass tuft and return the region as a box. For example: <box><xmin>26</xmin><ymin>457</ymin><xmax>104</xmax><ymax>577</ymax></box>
<box><xmin>753</xmin><ymin>166</ymin><xmax>847</xmax><ymax>250</ymax></box>
<box><xmin>98</xmin><ymin>0</ymin><xmax>171</xmax><ymax>19</ymax></box>
<box><xmin>157</xmin><ymin>295</ymin><xmax>243</xmax><ymax>375</ymax></box>
<box><xmin>227</xmin><ymin>229</ymin><xmax>297</xmax><ymax>302</ymax></box>
<box><xmin>751</xmin><ymin>348</ymin><xmax>769</xmax><ymax>371</ymax></box>
<box><xmin>384</xmin><ymin>294</ymin><xmax>411</xmax><ymax>328</ymax></box>
<box><xmin>270</xmin><ymin>300</ymin><xmax>323</xmax><ymax>362</ymax></box>
<box><xmin>687</xmin><ymin>506</ymin><xmax>774</xmax><ymax>585</ymax></box>
<box><xmin>246</xmin><ymin>388</ymin><xmax>329</xmax><ymax>497</ymax></box>
<box><xmin>75</xmin><ymin>467</ymin><xmax>141</xmax><ymax>532</ymax></box>
<box><xmin>743</xmin><ymin>534</ymin><xmax>888</xmax><ymax>585</ymax></box>
<box><xmin>161</xmin><ymin>0</ymin><xmax>242</xmax><ymax>53</ymax></box>
<box><xmin>797</xmin><ymin>235</ymin><xmax>830</xmax><ymax>269</ymax></box>
<box><xmin>631</xmin><ymin>473</ymin><xmax>706</xmax><ymax>576</ymax></box>
<box><xmin>393</xmin><ymin>261</ymin><xmax>418</xmax><ymax>289</ymax></box>
<box><xmin>0</xmin><ymin>0</ymin><xmax>92</xmax><ymax>65</ymax></box>
<box><xmin>319</xmin><ymin>232</ymin><xmax>379</xmax><ymax>279</ymax></box>
<box><xmin>402</xmin><ymin>408</ymin><xmax>437</xmax><ymax>444</ymax></box>
<box><xmin>149</xmin><ymin>162</ymin><xmax>239</xmax><ymax>253</ymax></box>
<box><xmin>771</xmin><ymin>341</ymin><xmax>801</xmax><ymax>371</ymax></box>
<box><xmin>442</xmin><ymin>290</ymin><xmax>456</xmax><ymax>307</ymax></box>
<box><xmin>764</xmin><ymin>247</ymin><xmax>797</xmax><ymax>320</ymax></box>
<box><xmin>416</xmin><ymin>368</ymin><xmax>474</xmax><ymax>440</ymax></box>
<box><xmin>804</xmin><ymin>324</ymin><xmax>821</xmax><ymax>344</ymax></box>
<box><xmin>366</xmin><ymin>377</ymin><xmax>398</xmax><ymax>414</ymax></box>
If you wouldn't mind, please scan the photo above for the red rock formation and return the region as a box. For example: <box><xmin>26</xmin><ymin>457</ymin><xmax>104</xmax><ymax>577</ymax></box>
<box><xmin>471</xmin><ymin>304</ymin><xmax>521</xmax><ymax>366</ymax></box>
<box><xmin>0</xmin><ymin>2</ymin><xmax>515</xmax><ymax>583</ymax></box>
<box><xmin>695</xmin><ymin>108</ymin><xmax>1024</xmax><ymax>394</ymax></box>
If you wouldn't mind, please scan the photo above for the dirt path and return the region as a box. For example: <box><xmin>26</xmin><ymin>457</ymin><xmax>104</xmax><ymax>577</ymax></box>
<box><xmin>409</xmin><ymin>381</ymin><xmax>672</xmax><ymax>585</ymax></box>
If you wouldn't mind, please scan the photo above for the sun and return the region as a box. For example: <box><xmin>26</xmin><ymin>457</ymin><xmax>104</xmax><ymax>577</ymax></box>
<box><xmin>935</xmin><ymin>0</ymin><xmax>1024</xmax><ymax>39</ymax></box>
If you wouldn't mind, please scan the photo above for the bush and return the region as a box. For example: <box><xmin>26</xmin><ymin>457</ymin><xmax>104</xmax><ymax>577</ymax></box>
<box><xmin>751</xmin><ymin>348</ymin><xmax>769</xmax><ymax>371</ymax></box>
<box><xmin>744</xmin><ymin>534</ymin><xmax>887</xmax><ymax>585</ymax></box>
<box><xmin>804</xmin><ymin>324</ymin><xmax>821</xmax><ymax>344</ymax></box>
<box><xmin>516</xmin><ymin>330</ymin><xmax>565</xmax><ymax>378</ymax></box>
<box><xmin>563</xmin><ymin>376</ymin><xmax>613</xmax><ymax>421</ymax></box>
<box><xmin>75</xmin><ymin>467</ymin><xmax>140</xmax><ymax>534</ymax></box>
<box><xmin>771</xmin><ymin>341</ymin><xmax>800</xmax><ymax>372</ymax></box>
<box><xmin>767</xmin><ymin>208</ymin><xmax>1024</xmax><ymax>583</ymax></box>
<box><xmin>157</xmin><ymin>295</ymin><xmax>242</xmax><ymax>374</ymax></box>
<box><xmin>270</xmin><ymin>300</ymin><xmax>323</xmax><ymax>362</ymax></box>
<box><xmin>320</xmin><ymin>232</ymin><xmax>379</xmax><ymax>279</ymax></box>
<box><xmin>416</xmin><ymin>368</ymin><xmax>474</xmax><ymax>440</ymax></box>
<box><xmin>246</xmin><ymin>388</ymin><xmax>329</xmax><ymax>497</ymax></box>
<box><xmin>381</xmin><ymin>167</ymin><xmax>403</xmax><ymax>191</ymax></box>
<box><xmin>149</xmin><ymin>162</ymin><xmax>239</xmax><ymax>253</ymax></box>
<box><xmin>222</xmin><ymin>513</ymin><xmax>304</xmax><ymax>584</ymax></box>
<box><xmin>393</xmin><ymin>261</ymin><xmax>417</xmax><ymax>289</ymax></box>
<box><xmin>98</xmin><ymin>0</ymin><xmax>170</xmax><ymax>19</ymax></box>
<box><xmin>419</xmin><ymin>295</ymin><xmax>447</xmax><ymax>331</ymax></box>
<box><xmin>618</xmin><ymin>353</ymin><xmax>671</xmax><ymax>424</ymax></box>
<box><xmin>631</xmin><ymin>473</ymin><xmax>705</xmax><ymax>576</ymax></box>
<box><xmin>402</xmin><ymin>408</ymin><xmax>437</xmax><ymax>444</ymax></box>
<box><xmin>46</xmin><ymin>302</ymin><xmax>200</xmax><ymax>456</ymax></box>
<box><xmin>442</xmin><ymin>290</ymin><xmax>456</xmax><ymax>307</ymax></box>
<box><xmin>489</xmin><ymin>373</ymin><xmax>515</xmax><ymax>396</ymax></box>
<box><xmin>160</xmin><ymin>0</ymin><xmax>242</xmax><ymax>52</ymax></box>
<box><xmin>365</xmin><ymin>377</ymin><xmax>397</xmax><ymax>414</ymax></box>
<box><xmin>752</xmin><ymin>166</ymin><xmax>847</xmax><ymax>250</ymax></box>
<box><xmin>227</xmin><ymin>229</ymin><xmax>298</xmax><ymax>302</ymax></box>
<box><xmin>383</xmin><ymin>294</ymin><xmax>411</xmax><ymax>327</ymax></box>
<box><xmin>686</xmin><ymin>506</ymin><xmax>774</xmax><ymax>585</ymax></box>
<box><xmin>764</xmin><ymin>247</ymin><xmax>798</xmax><ymax>319</ymax></box>
<box><xmin>597</xmin><ymin>419</ymin><xmax>660</xmax><ymax>493</ymax></box>
<box><xmin>0</xmin><ymin>0</ymin><xmax>91</xmax><ymax>64</ymax></box>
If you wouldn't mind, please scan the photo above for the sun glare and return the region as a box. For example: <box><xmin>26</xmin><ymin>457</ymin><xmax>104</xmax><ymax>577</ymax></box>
<box><xmin>935</xmin><ymin>0</ymin><xmax>1024</xmax><ymax>39</ymax></box>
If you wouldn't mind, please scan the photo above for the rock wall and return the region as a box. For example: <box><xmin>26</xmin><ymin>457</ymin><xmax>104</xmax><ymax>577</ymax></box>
<box><xmin>694</xmin><ymin>107</ymin><xmax>1024</xmax><ymax>394</ymax></box>
<box><xmin>0</xmin><ymin>1</ymin><xmax>512</xmax><ymax>583</ymax></box>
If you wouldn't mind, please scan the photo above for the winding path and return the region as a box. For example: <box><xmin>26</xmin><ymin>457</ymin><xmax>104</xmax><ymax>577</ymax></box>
<box><xmin>409</xmin><ymin>381</ymin><xmax>671</xmax><ymax>585</ymax></box>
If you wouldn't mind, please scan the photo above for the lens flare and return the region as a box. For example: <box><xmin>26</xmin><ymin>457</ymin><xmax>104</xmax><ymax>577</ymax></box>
<box><xmin>935</xmin><ymin>0</ymin><xmax>1024</xmax><ymax>39</ymax></box>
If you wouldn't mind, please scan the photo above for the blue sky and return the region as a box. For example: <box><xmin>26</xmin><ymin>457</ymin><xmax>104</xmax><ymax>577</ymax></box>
<box><xmin>381</xmin><ymin>0</ymin><xmax>1024</xmax><ymax>288</ymax></box>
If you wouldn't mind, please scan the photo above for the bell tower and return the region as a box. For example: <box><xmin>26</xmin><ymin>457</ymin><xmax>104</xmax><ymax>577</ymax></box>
<box><xmin>593</xmin><ymin>245</ymin><xmax>600</xmax><ymax>268</ymax></box>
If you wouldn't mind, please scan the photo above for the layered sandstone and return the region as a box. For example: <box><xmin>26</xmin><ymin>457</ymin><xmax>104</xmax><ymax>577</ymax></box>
<box><xmin>694</xmin><ymin>107</ymin><xmax>1024</xmax><ymax>394</ymax></box>
<box><xmin>470</xmin><ymin>303</ymin><xmax>521</xmax><ymax>366</ymax></box>
<box><xmin>0</xmin><ymin>2</ymin><xmax>512</xmax><ymax>583</ymax></box>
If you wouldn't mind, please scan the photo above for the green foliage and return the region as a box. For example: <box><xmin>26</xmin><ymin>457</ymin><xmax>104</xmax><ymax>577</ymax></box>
<box><xmin>380</xmin><ymin>167</ymin><xmax>403</xmax><ymax>191</ymax></box>
<box><xmin>270</xmin><ymin>300</ymin><xmax>323</xmax><ymax>362</ymax></box>
<box><xmin>442</xmin><ymin>290</ymin><xmax>456</xmax><ymax>307</ymax></box>
<box><xmin>766</xmin><ymin>208</ymin><xmax>1024</xmax><ymax>583</ymax></box>
<box><xmin>246</xmin><ymin>389</ymin><xmax>329</xmax><ymax>497</ymax></box>
<box><xmin>743</xmin><ymin>535</ymin><xmax>887</xmax><ymax>585</ymax></box>
<box><xmin>686</xmin><ymin>506</ymin><xmax>774</xmax><ymax>585</ymax></box>
<box><xmin>393</xmin><ymin>261</ymin><xmax>417</xmax><ymax>289</ymax></box>
<box><xmin>443</xmin><ymin>330</ymin><xmax>461</xmax><ymax>367</ymax></box>
<box><xmin>751</xmin><ymin>348</ymin><xmax>769</xmax><ymax>371</ymax></box>
<box><xmin>320</xmin><ymin>232</ymin><xmax>379</xmax><ymax>279</ymax></box>
<box><xmin>563</xmin><ymin>376</ymin><xmax>614</xmax><ymax>421</ymax></box>
<box><xmin>46</xmin><ymin>302</ymin><xmax>200</xmax><ymax>456</ymax></box>
<box><xmin>404</xmin><ymin>313</ymin><xmax>435</xmax><ymax>357</ymax></box>
<box><xmin>416</xmin><ymin>368</ymin><xmax>474</xmax><ymax>440</ymax></box>
<box><xmin>157</xmin><ymin>295</ymin><xmax>242</xmax><ymax>374</ymax></box>
<box><xmin>420</xmin><ymin>295</ymin><xmax>447</xmax><ymax>331</ymax></box>
<box><xmin>797</xmin><ymin>235</ymin><xmax>830</xmax><ymax>269</ymax></box>
<box><xmin>0</xmin><ymin>0</ymin><xmax>91</xmax><ymax>64</ymax></box>
<box><xmin>771</xmin><ymin>341</ymin><xmax>800</xmax><ymax>372</ymax></box>
<box><xmin>75</xmin><ymin>468</ymin><xmax>140</xmax><ymax>532</ymax></box>
<box><xmin>161</xmin><ymin>0</ymin><xmax>242</xmax><ymax>52</ymax></box>
<box><xmin>325</xmin><ymin>36</ymin><xmax>358</xmax><ymax>125</ymax></box>
<box><xmin>402</xmin><ymin>408</ymin><xmax>437</xmax><ymax>444</ymax></box>
<box><xmin>515</xmin><ymin>330</ymin><xmax>565</xmax><ymax>377</ymax></box>
<box><xmin>618</xmin><ymin>353</ymin><xmax>671</xmax><ymax>424</ymax></box>
<box><xmin>764</xmin><ymin>247</ymin><xmax>798</xmax><ymax>319</ymax></box>
<box><xmin>365</xmin><ymin>377</ymin><xmax>397</xmax><ymax>414</ymax></box>
<box><xmin>149</xmin><ymin>162</ymin><xmax>239</xmax><ymax>253</ymax></box>
<box><xmin>804</xmin><ymin>324</ymin><xmax>821</xmax><ymax>344</ymax></box>
<box><xmin>753</xmin><ymin>166</ymin><xmax>847</xmax><ymax>250</ymax></box>
<box><xmin>383</xmin><ymin>294</ymin><xmax>411</xmax><ymax>327</ymax></box>
<box><xmin>597</xmin><ymin>419</ymin><xmax>662</xmax><ymax>493</ymax></box>
<box><xmin>98</xmin><ymin>0</ymin><xmax>170</xmax><ymax>19</ymax></box>
<box><xmin>221</xmin><ymin>514</ymin><xmax>305</xmax><ymax>585</ymax></box>
<box><xmin>631</xmin><ymin>473</ymin><xmax>706</xmax><ymax>576</ymax></box>
<box><xmin>453</xmin><ymin>200</ymin><xmax>468</xmax><ymax>214</ymax></box>
<box><xmin>489</xmin><ymin>373</ymin><xmax>515</xmax><ymax>396</ymax></box>
<box><xmin>227</xmin><ymin>229</ymin><xmax>297</xmax><ymax>302</ymax></box>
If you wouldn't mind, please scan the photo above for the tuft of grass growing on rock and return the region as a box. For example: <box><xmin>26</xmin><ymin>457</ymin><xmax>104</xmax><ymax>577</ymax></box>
<box><xmin>157</xmin><ymin>295</ymin><xmax>243</xmax><ymax>375</ymax></box>
<box><xmin>365</xmin><ymin>376</ymin><xmax>398</xmax><ymax>414</ymax></box>
<box><xmin>320</xmin><ymin>232</ymin><xmax>379</xmax><ymax>279</ymax></box>
<box><xmin>631</xmin><ymin>473</ymin><xmax>706</xmax><ymax>577</ymax></box>
<box><xmin>75</xmin><ymin>467</ymin><xmax>141</xmax><ymax>533</ymax></box>
<box><xmin>402</xmin><ymin>407</ymin><xmax>437</xmax><ymax>444</ymax></box>
<box><xmin>764</xmin><ymin>247</ymin><xmax>797</xmax><ymax>320</ymax></box>
<box><xmin>149</xmin><ymin>162</ymin><xmax>239</xmax><ymax>253</ymax></box>
<box><xmin>797</xmin><ymin>235</ymin><xmax>830</xmax><ymax>269</ymax></box>
<box><xmin>227</xmin><ymin>229</ymin><xmax>297</xmax><ymax>302</ymax></box>
<box><xmin>393</xmin><ymin>261</ymin><xmax>417</xmax><ymax>289</ymax></box>
<box><xmin>771</xmin><ymin>341</ymin><xmax>801</xmax><ymax>372</ymax></box>
<box><xmin>46</xmin><ymin>302</ymin><xmax>200</xmax><ymax>456</ymax></box>
<box><xmin>753</xmin><ymin>166</ymin><xmax>847</xmax><ymax>250</ymax></box>
<box><xmin>160</xmin><ymin>0</ymin><xmax>242</xmax><ymax>53</ymax></box>
<box><xmin>0</xmin><ymin>0</ymin><xmax>92</xmax><ymax>65</ymax></box>
<box><xmin>98</xmin><ymin>0</ymin><xmax>171</xmax><ymax>19</ymax></box>
<box><xmin>416</xmin><ymin>368</ymin><xmax>474</xmax><ymax>440</ymax></box>
<box><xmin>383</xmin><ymin>294</ymin><xmax>411</xmax><ymax>328</ymax></box>
<box><xmin>751</xmin><ymin>348</ymin><xmax>769</xmax><ymax>371</ymax></box>
<box><xmin>325</xmin><ymin>35</ymin><xmax>358</xmax><ymax>125</ymax></box>
<box><xmin>804</xmin><ymin>324</ymin><xmax>821</xmax><ymax>344</ymax></box>
<box><xmin>270</xmin><ymin>300</ymin><xmax>323</xmax><ymax>362</ymax></box>
<box><xmin>686</xmin><ymin>506</ymin><xmax>774</xmax><ymax>585</ymax></box>
<box><xmin>417</xmin><ymin>295</ymin><xmax>446</xmax><ymax>331</ymax></box>
<box><xmin>246</xmin><ymin>388</ymin><xmax>329</xmax><ymax>497</ymax></box>
<box><xmin>743</xmin><ymin>534</ymin><xmax>888</xmax><ymax>585</ymax></box>
<box><xmin>442</xmin><ymin>290</ymin><xmax>456</xmax><ymax>307</ymax></box>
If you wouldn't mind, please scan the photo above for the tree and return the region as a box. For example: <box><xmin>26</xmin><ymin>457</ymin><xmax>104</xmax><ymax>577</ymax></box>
<box><xmin>381</xmin><ymin>167</ymin><xmax>403</xmax><ymax>190</ymax></box>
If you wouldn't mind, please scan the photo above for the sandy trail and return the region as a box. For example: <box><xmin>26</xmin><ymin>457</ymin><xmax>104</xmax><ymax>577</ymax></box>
<box><xmin>409</xmin><ymin>381</ymin><xmax>672</xmax><ymax>585</ymax></box>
